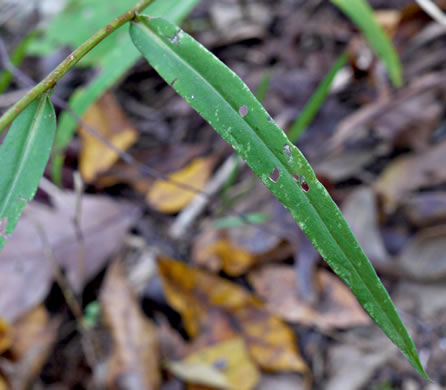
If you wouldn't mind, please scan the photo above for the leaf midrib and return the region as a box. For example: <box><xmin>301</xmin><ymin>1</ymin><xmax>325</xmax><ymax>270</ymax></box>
<box><xmin>0</xmin><ymin>96</ymin><xmax>47</xmax><ymax>220</ymax></box>
<box><xmin>135</xmin><ymin>18</ymin><xmax>415</xmax><ymax>361</ymax></box>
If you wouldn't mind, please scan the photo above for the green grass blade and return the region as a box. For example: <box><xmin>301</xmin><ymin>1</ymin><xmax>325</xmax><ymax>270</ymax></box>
<box><xmin>0</xmin><ymin>92</ymin><xmax>56</xmax><ymax>250</ymax></box>
<box><xmin>129</xmin><ymin>16</ymin><xmax>428</xmax><ymax>379</ymax></box>
<box><xmin>288</xmin><ymin>53</ymin><xmax>347</xmax><ymax>143</ymax></box>
<box><xmin>51</xmin><ymin>0</ymin><xmax>200</xmax><ymax>184</ymax></box>
<box><xmin>331</xmin><ymin>0</ymin><xmax>403</xmax><ymax>87</ymax></box>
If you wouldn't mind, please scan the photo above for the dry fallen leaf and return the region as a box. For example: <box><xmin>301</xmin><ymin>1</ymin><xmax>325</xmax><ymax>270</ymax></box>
<box><xmin>0</xmin><ymin>189</ymin><xmax>139</xmax><ymax>322</ymax></box>
<box><xmin>5</xmin><ymin>306</ymin><xmax>59</xmax><ymax>390</ymax></box>
<box><xmin>0</xmin><ymin>376</ymin><xmax>7</xmax><ymax>390</ymax></box>
<box><xmin>167</xmin><ymin>337</ymin><xmax>259</xmax><ymax>390</ymax></box>
<box><xmin>147</xmin><ymin>158</ymin><xmax>214</xmax><ymax>214</ymax></box>
<box><xmin>79</xmin><ymin>92</ymin><xmax>139</xmax><ymax>183</ymax></box>
<box><xmin>0</xmin><ymin>318</ymin><xmax>11</xmax><ymax>354</ymax></box>
<box><xmin>193</xmin><ymin>184</ymin><xmax>295</xmax><ymax>276</ymax></box>
<box><xmin>249</xmin><ymin>265</ymin><xmax>370</xmax><ymax>330</ymax></box>
<box><xmin>101</xmin><ymin>261</ymin><xmax>161</xmax><ymax>390</ymax></box>
<box><xmin>158</xmin><ymin>258</ymin><xmax>307</xmax><ymax>373</ymax></box>
<box><xmin>401</xmin><ymin>192</ymin><xmax>446</xmax><ymax>227</ymax></box>
<box><xmin>374</xmin><ymin>140</ymin><xmax>446</xmax><ymax>212</ymax></box>
<box><xmin>398</xmin><ymin>226</ymin><xmax>446</xmax><ymax>281</ymax></box>
<box><xmin>375</xmin><ymin>9</ymin><xmax>401</xmax><ymax>37</ymax></box>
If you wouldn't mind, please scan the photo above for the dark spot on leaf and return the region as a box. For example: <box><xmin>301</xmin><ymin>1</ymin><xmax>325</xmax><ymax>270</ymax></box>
<box><xmin>170</xmin><ymin>78</ymin><xmax>178</xmax><ymax>87</ymax></box>
<box><xmin>300</xmin><ymin>176</ymin><xmax>309</xmax><ymax>192</ymax></box>
<box><xmin>269</xmin><ymin>167</ymin><xmax>280</xmax><ymax>183</ymax></box>
<box><xmin>213</xmin><ymin>359</ymin><xmax>228</xmax><ymax>370</ymax></box>
<box><xmin>292</xmin><ymin>173</ymin><xmax>299</xmax><ymax>182</ymax></box>
<box><xmin>239</xmin><ymin>104</ymin><xmax>248</xmax><ymax>117</ymax></box>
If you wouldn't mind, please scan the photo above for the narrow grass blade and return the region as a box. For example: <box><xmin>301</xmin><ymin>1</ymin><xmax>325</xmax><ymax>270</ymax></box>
<box><xmin>0</xmin><ymin>92</ymin><xmax>56</xmax><ymax>250</ymax></box>
<box><xmin>129</xmin><ymin>16</ymin><xmax>428</xmax><ymax>379</ymax></box>
<box><xmin>288</xmin><ymin>53</ymin><xmax>347</xmax><ymax>143</ymax></box>
<box><xmin>331</xmin><ymin>0</ymin><xmax>403</xmax><ymax>87</ymax></box>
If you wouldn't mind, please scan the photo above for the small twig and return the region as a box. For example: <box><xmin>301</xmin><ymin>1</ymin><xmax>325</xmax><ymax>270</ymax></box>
<box><xmin>169</xmin><ymin>154</ymin><xmax>239</xmax><ymax>239</ymax></box>
<box><xmin>72</xmin><ymin>172</ymin><xmax>86</xmax><ymax>303</ymax></box>
<box><xmin>0</xmin><ymin>0</ymin><xmax>155</xmax><ymax>133</ymax></box>
<box><xmin>416</xmin><ymin>0</ymin><xmax>446</xmax><ymax>27</ymax></box>
<box><xmin>30</xmin><ymin>215</ymin><xmax>99</xmax><ymax>368</ymax></box>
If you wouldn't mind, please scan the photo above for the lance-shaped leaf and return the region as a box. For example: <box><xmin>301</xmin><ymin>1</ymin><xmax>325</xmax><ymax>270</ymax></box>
<box><xmin>0</xmin><ymin>92</ymin><xmax>56</xmax><ymax>250</ymax></box>
<box><xmin>129</xmin><ymin>16</ymin><xmax>428</xmax><ymax>379</ymax></box>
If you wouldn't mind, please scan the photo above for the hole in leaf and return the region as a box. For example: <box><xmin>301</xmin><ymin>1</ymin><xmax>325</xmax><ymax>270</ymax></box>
<box><xmin>239</xmin><ymin>105</ymin><xmax>248</xmax><ymax>117</ymax></box>
<box><xmin>269</xmin><ymin>167</ymin><xmax>280</xmax><ymax>182</ymax></box>
<box><xmin>292</xmin><ymin>173</ymin><xmax>299</xmax><ymax>182</ymax></box>
<box><xmin>300</xmin><ymin>176</ymin><xmax>309</xmax><ymax>192</ymax></box>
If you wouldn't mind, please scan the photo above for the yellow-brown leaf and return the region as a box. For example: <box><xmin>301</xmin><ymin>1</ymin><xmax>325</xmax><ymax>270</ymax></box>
<box><xmin>147</xmin><ymin>158</ymin><xmax>213</xmax><ymax>213</ymax></box>
<box><xmin>158</xmin><ymin>258</ymin><xmax>307</xmax><ymax>373</ymax></box>
<box><xmin>79</xmin><ymin>92</ymin><xmax>138</xmax><ymax>183</ymax></box>
<box><xmin>101</xmin><ymin>262</ymin><xmax>160</xmax><ymax>390</ymax></box>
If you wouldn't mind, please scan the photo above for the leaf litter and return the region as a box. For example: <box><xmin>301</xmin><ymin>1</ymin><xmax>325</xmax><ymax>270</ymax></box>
<box><xmin>4</xmin><ymin>0</ymin><xmax>446</xmax><ymax>387</ymax></box>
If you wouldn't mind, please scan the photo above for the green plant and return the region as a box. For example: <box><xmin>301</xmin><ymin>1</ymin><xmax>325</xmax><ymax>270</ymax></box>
<box><xmin>0</xmin><ymin>0</ymin><xmax>428</xmax><ymax>380</ymax></box>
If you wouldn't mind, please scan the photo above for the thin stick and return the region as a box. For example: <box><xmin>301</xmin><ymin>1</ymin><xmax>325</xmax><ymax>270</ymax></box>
<box><xmin>0</xmin><ymin>0</ymin><xmax>154</xmax><ymax>133</ymax></box>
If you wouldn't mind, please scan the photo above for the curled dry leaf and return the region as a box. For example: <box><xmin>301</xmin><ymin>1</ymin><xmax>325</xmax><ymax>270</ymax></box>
<box><xmin>0</xmin><ymin>191</ymin><xmax>139</xmax><ymax>322</ymax></box>
<box><xmin>101</xmin><ymin>261</ymin><xmax>160</xmax><ymax>390</ymax></box>
<box><xmin>147</xmin><ymin>157</ymin><xmax>214</xmax><ymax>214</ymax></box>
<box><xmin>157</xmin><ymin>258</ymin><xmax>307</xmax><ymax>373</ymax></box>
<box><xmin>168</xmin><ymin>337</ymin><xmax>259</xmax><ymax>390</ymax></box>
<box><xmin>249</xmin><ymin>265</ymin><xmax>370</xmax><ymax>330</ymax></box>
<box><xmin>79</xmin><ymin>92</ymin><xmax>139</xmax><ymax>183</ymax></box>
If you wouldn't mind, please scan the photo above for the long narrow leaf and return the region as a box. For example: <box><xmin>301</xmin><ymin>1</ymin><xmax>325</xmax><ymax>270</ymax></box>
<box><xmin>288</xmin><ymin>53</ymin><xmax>347</xmax><ymax>143</ymax></box>
<box><xmin>0</xmin><ymin>92</ymin><xmax>56</xmax><ymax>250</ymax></box>
<box><xmin>331</xmin><ymin>0</ymin><xmax>403</xmax><ymax>87</ymax></box>
<box><xmin>129</xmin><ymin>16</ymin><xmax>428</xmax><ymax>379</ymax></box>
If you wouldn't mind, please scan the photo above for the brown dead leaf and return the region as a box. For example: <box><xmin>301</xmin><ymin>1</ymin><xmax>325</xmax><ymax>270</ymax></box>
<box><xmin>0</xmin><ymin>376</ymin><xmax>6</xmax><ymax>390</ymax></box>
<box><xmin>398</xmin><ymin>226</ymin><xmax>446</xmax><ymax>281</ymax></box>
<box><xmin>101</xmin><ymin>261</ymin><xmax>160</xmax><ymax>390</ymax></box>
<box><xmin>249</xmin><ymin>265</ymin><xmax>370</xmax><ymax>330</ymax></box>
<box><xmin>79</xmin><ymin>92</ymin><xmax>138</xmax><ymax>183</ymax></box>
<box><xmin>5</xmin><ymin>306</ymin><xmax>59</xmax><ymax>390</ymax></box>
<box><xmin>158</xmin><ymin>258</ymin><xmax>307</xmax><ymax>373</ymax></box>
<box><xmin>169</xmin><ymin>337</ymin><xmax>259</xmax><ymax>390</ymax></box>
<box><xmin>147</xmin><ymin>158</ymin><xmax>214</xmax><ymax>214</ymax></box>
<box><xmin>0</xmin><ymin>190</ymin><xmax>139</xmax><ymax>322</ymax></box>
<box><xmin>375</xmin><ymin>10</ymin><xmax>401</xmax><ymax>37</ymax></box>
<box><xmin>193</xmin><ymin>184</ymin><xmax>295</xmax><ymax>276</ymax></box>
<box><xmin>0</xmin><ymin>318</ymin><xmax>11</xmax><ymax>354</ymax></box>
<box><xmin>374</xmin><ymin>140</ymin><xmax>446</xmax><ymax>213</ymax></box>
<box><xmin>401</xmin><ymin>192</ymin><xmax>446</xmax><ymax>227</ymax></box>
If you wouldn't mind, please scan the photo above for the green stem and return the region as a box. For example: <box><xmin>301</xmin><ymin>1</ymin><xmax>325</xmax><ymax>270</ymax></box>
<box><xmin>0</xmin><ymin>0</ymin><xmax>154</xmax><ymax>134</ymax></box>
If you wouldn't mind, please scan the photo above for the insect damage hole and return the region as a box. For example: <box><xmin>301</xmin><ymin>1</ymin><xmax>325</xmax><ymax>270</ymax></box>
<box><xmin>269</xmin><ymin>167</ymin><xmax>280</xmax><ymax>183</ymax></box>
<box><xmin>300</xmin><ymin>176</ymin><xmax>310</xmax><ymax>192</ymax></box>
<box><xmin>239</xmin><ymin>104</ymin><xmax>248</xmax><ymax>117</ymax></box>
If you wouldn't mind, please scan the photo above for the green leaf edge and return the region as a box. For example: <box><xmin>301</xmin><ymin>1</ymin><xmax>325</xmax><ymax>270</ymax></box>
<box><xmin>129</xmin><ymin>15</ymin><xmax>429</xmax><ymax>380</ymax></box>
<box><xmin>331</xmin><ymin>0</ymin><xmax>403</xmax><ymax>87</ymax></box>
<box><xmin>0</xmin><ymin>92</ymin><xmax>56</xmax><ymax>250</ymax></box>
